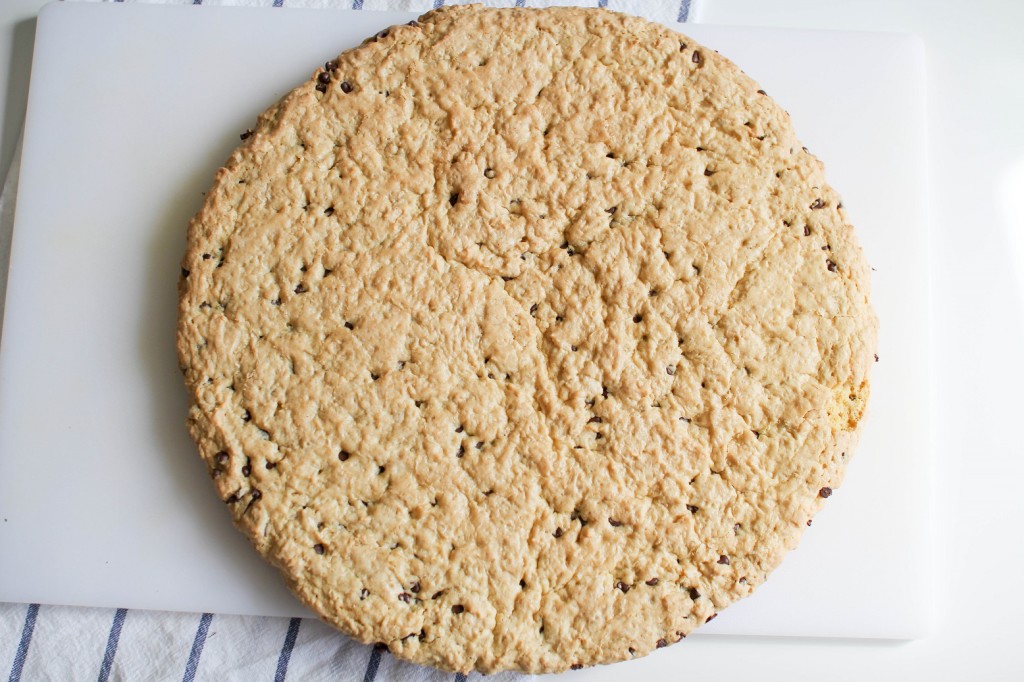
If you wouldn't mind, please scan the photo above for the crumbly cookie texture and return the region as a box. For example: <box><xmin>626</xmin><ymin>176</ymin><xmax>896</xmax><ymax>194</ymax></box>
<box><xmin>177</xmin><ymin>4</ymin><xmax>877</xmax><ymax>674</ymax></box>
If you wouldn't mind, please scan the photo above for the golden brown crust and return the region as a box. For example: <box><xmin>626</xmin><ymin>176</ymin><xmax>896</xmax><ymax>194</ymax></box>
<box><xmin>177</xmin><ymin>5</ymin><xmax>877</xmax><ymax>674</ymax></box>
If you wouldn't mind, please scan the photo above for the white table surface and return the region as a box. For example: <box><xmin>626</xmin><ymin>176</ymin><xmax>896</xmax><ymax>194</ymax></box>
<box><xmin>1</xmin><ymin>1</ymin><xmax>1022</xmax><ymax>680</ymax></box>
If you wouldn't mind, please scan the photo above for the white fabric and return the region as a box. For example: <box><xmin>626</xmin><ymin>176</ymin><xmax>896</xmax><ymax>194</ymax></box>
<box><xmin>0</xmin><ymin>0</ymin><xmax>696</xmax><ymax>679</ymax></box>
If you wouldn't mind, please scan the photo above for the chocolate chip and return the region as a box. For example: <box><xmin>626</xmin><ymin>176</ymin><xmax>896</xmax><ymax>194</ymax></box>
<box><xmin>323</xmin><ymin>206</ymin><xmax>335</xmax><ymax>216</ymax></box>
<box><xmin>338</xmin><ymin>450</ymin><xmax>350</xmax><ymax>462</ymax></box>
<box><xmin>633</xmin><ymin>314</ymin><xmax>643</xmax><ymax>323</ymax></box>
<box><xmin>360</xmin><ymin>588</ymin><xmax>369</xmax><ymax>600</ymax></box>
<box><xmin>455</xmin><ymin>425</ymin><xmax>464</xmax><ymax>433</ymax></box>
<box><xmin>484</xmin><ymin>167</ymin><xmax>495</xmax><ymax>179</ymax></box>
<box><xmin>239</xmin><ymin>129</ymin><xmax>253</xmax><ymax>141</ymax></box>
<box><xmin>251</xmin><ymin>490</ymin><xmax>261</xmax><ymax>500</ymax></box>
<box><xmin>645</xmin><ymin>577</ymin><xmax>659</xmax><ymax>586</ymax></box>
<box><xmin>344</xmin><ymin>321</ymin><xmax>354</xmax><ymax>330</ymax></box>
<box><xmin>181</xmin><ymin>268</ymin><xmax>190</xmax><ymax>278</ymax></box>
<box><xmin>806</xmin><ymin>519</ymin><xmax>813</xmax><ymax>526</ymax></box>
<box><xmin>602</xmin><ymin>386</ymin><xmax>609</xmax><ymax>399</ymax></box>
<box><xmin>686</xmin><ymin>504</ymin><xmax>699</xmax><ymax>513</ymax></box>
<box><xmin>804</xmin><ymin>225</ymin><xmax>811</xmax><ymax>236</ymax></box>
<box><xmin>530</xmin><ymin>303</ymin><xmax>538</xmax><ymax>315</ymax></box>
<box><xmin>666</xmin><ymin>366</ymin><xmax>675</xmax><ymax>376</ymax></box>
<box><xmin>215</xmin><ymin>452</ymin><xmax>229</xmax><ymax>465</ymax></box>
<box><xmin>241</xmin><ymin>411</ymin><xmax>251</xmax><ymax>422</ymax></box>
<box><xmin>475</xmin><ymin>441</ymin><xmax>483</xmax><ymax>450</ymax></box>
<box><xmin>225</xmin><ymin>493</ymin><xmax>238</xmax><ymax>504</ymax></box>
<box><xmin>317</xmin><ymin>72</ymin><xmax>331</xmax><ymax>84</ymax></box>
<box><xmin>325</xmin><ymin>60</ymin><xmax>337</xmax><ymax>71</ymax></box>
<box><xmin>679</xmin><ymin>42</ymin><xmax>687</xmax><ymax>51</ymax></box>
<box><xmin>692</xmin><ymin>51</ymin><xmax>703</xmax><ymax>65</ymax></box>
<box><xmin>819</xmin><ymin>486</ymin><xmax>833</xmax><ymax>498</ymax></box>
<box><xmin>378</xmin><ymin>465</ymin><xmax>385</xmax><ymax>474</ymax></box>
<box><xmin>733</xmin><ymin>523</ymin><xmax>741</xmax><ymax>534</ymax></box>
<box><xmin>265</xmin><ymin>461</ymin><xmax>277</xmax><ymax>470</ymax></box>
<box><xmin>595</xmin><ymin>432</ymin><xmax>603</xmax><ymax>440</ymax></box>
<box><xmin>826</xmin><ymin>260</ymin><xmax>837</xmax><ymax>272</ymax></box>
<box><xmin>315</xmin><ymin>82</ymin><xmax>327</xmax><ymax>93</ymax></box>
<box><xmin>810</xmin><ymin>198</ymin><xmax>825</xmax><ymax>209</ymax></box>
<box><xmin>377</xmin><ymin>29</ymin><xmax>389</xmax><ymax>39</ymax></box>
<box><xmin>410</xmin><ymin>581</ymin><xmax>421</xmax><ymax>593</ymax></box>
<box><xmin>608</xmin><ymin>518</ymin><xmax>622</xmax><ymax>527</ymax></box>
<box><xmin>688</xmin><ymin>587</ymin><xmax>700</xmax><ymax>600</ymax></box>
<box><xmin>370</xmin><ymin>372</ymin><xmax>379</xmax><ymax>381</ymax></box>
<box><xmin>757</xmin><ymin>89</ymin><xmax>766</xmax><ymax>95</ymax></box>
<box><xmin>456</xmin><ymin>446</ymin><xmax>464</xmax><ymax>458</ymax></box>
<box><xmin>407</xmin><ymin>20</ymin><xmax>419</xmax><ymax>27</ymax></box>
<box><xmin>615</xmin><ymin>581</ymin><xmax>631</xmax><ymax>593</ymax></box>
<box><xmin>241</xmin><ymin>465</ymin><xmax>251</xmax><ymax>476</ymax></box>
<box><xmin>340</xmin><ymin>81</ymin><xmax>353</xmax><ymax>93</ymax></box>
<box><xmin>271</xmin><ymin>298</ymin><xmax>281</xmax><ymax>306</ymax></box>
<box><xmin>449</xmin><ymin>193</ymin><xmax>459</xmax><ymax>206</ymax></box>
<box><xmin>875</xmin><ymin>354</ymin><xmax>880</xmax><ymax>362</ymax></box>
<box><xmin>519</xmin><ymin>579</ymin><xmax>526</xmax><ymax>588</ymax></box>
<box><xmin>705</xmin><ymin>613</ymin><xmax>717</xmax><ymax>623</ymax></box>
<box><xmin>554</xmin><ymin>527</ymin><xmax>563</xmax><ymax>538</ymax></box>
<box><xmin>398</xmin><ymin>592</ymin><xmax>413</xmax><ymax>603</ymax></box>
<box><xmin>588</xmin><ymin>416</ymin><xmax>603</xmax><ymax>424</ymax></box>
<box><xmin>294</xmin><ymin>283</ymin><xmax>307</xmax><ymax>294</ymax></box>
<box><xmin>432</xmin><ymin>590</ymin><xmax>445</xmax><ymax>600</ymax></box>
<box><xmin>556</xmin><ymin>315</ymin><xmax>564</xmax><ymax>322</ymax></box>
<box><xmin>718</xmin><ymin>554</ymin><xmax>730</xmax><ymax>565</ymax></box>
<box><xmin>570</xmin><ymin>664</ymin><xmax>583</xmax><ymax>670</ymax></box>
<box><xmin>451</xmin><ymin>604</ymin><xmax>465</xmax><ymax>614</ymax></box>
<box><xmin>605</xmin><ymin>206</ymin><xmax>617</xmax><ymax>215</ymax></box>
<box><xmin>313</xmin><ymin>543</ymin><xmax>325</xmax><ymax>555</ymax></box>
<box><xmin>656</xmin><ymin>638</ymin><xmax>668</xmax><ymax>648</ymax></box>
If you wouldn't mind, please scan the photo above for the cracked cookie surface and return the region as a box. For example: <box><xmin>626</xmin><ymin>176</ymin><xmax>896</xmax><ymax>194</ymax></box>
<box><xmin>177</xmin><ymin>5</ymin><xmax>877</xmax><ymax>674</ymax></box>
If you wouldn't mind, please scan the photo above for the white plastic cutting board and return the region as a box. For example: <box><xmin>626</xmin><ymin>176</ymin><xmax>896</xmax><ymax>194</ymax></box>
<box><xmin>0</xmin><ymin>3</ymin><xmax>930</xmax><ymax>641</ymax></box>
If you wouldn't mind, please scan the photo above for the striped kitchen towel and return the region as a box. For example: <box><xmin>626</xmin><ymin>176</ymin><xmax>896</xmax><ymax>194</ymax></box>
<box><xmin>0</xmin><ymin>0</ymin><xmax>699</xmax><ymax>680</ymax></box>
<box><xmin>92</xmin><ymin>0</ymin><xmax>697</xmax><ymax>28</ymax></box>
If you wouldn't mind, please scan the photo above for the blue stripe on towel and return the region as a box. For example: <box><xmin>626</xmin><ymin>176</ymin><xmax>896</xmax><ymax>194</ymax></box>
<box><xmin>181</xmin><ymin>613</ymin><xmax>213</xmax><ymax>682</ymax></box>
<box><xmin>7</xmin><ymin>604</ymin><xmax>39</xmax><ymax>682</ymax></box>
<box><xmin>274</xmin><ymin>618</ymin><xmax>302</xmax><ymax>682</ymax></box>
<box><xmin>97</xmin><ymin>608</ymin><xmax>127</xmax><ymax>682</ymax></box>
<box><xmin>362</xmin><ymin>644</ymin><xmax>385</xmax><ymax>682</ymax></box>
<box><xmin>678</xmin><ymin>0</ymin><xmax>692</xmax><ymax>22</ymax></box>
<box><xmin>353</xmin><ymin>0</ymin><xmax>364</xmax><ymax>9</ymax></box>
